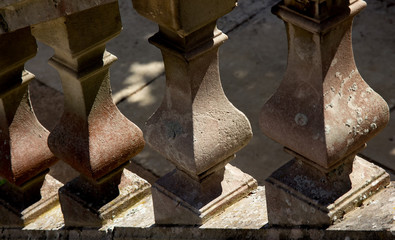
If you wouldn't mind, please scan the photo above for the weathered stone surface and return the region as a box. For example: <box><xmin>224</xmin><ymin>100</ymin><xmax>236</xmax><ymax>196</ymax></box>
<box><xmin>152</xmin><ymin>164</ymin><xmax>257</xmax><ymax>225</ymax></box>
<box><xmin>31</xmin><ymin>2</ymin><xmax>145</xmax><ymax>181</ymax></box>
<box><xmin>29</xmin><ymin>2</ymin><xmax>148</xmax><ymax>227</ymax></box>
<box><xmin>0</xmin><ymin>26</ymin><xmax>58</xmax><ymax>227</ymax></box>
<box><xmin>0</xmin><ymin>172</ymin><xmax>62</xmax><ymax>227</ymax></box>
<box><xmin>329</xmin><ymin>182</ymin><xmax>394</xmax><ymax>231</ymax></box>
<box><xmin>132</xmin><ymin>0</ymin><xmax>257</xmax><ymax>225</ymax></box>
<box><xmin>260</xmin><ymin>0</ymin><xmax>392</xmax><ymax>227</ymax></box>
<box><xmin>0</xmin><ymin>0</ymin><xmax>117</xmax><ymax>33</ymax></box>
<box><xmin>59</xmin><ymin>167</ymin><xmax>150</xmax><ymax>227</ymax></box>
<box><xmin>28</xmin><ymin>79</ymin><xmax>81</xmax><ymax>185</ymax></box>
<box><xmin>265</xmin><ymin>156</ymin><xmax>390</xmax><ymax>226</ymax></box>
<box><xmin>26</xmin><ymin>0</ymin><xmax>395</xmax><ymax>187</ymax></box>
<box><xmin>0</xmin><ymin>27</ymin><xmax>57</xmax><ymax>186</ymax></box>
<box><xmin>202</xmin><ymin>186</ymin><xmax>267</xmax><ymax>229</ymax></box>
<box><xmin>0</xmin><ymin>184</ymin><xmax>394</xmax><ymax>238</ymax></box>
<box><xmin>261</xmin><ymin>0</ymin><xmax>389</xmax><ymax>169</ymax></box>
<box><xmin>132</xmin><ymin>0</ymin><xmax>237</xmax><ymax>37</ymax></box>
<box><xmin>145</xmin><ymin>28</ymin><xmax>252</xmax><ymax>178</ymax></box>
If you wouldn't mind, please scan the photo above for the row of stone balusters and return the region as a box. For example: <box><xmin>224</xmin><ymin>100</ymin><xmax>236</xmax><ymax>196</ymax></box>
<box><xmin>0</xmin><ymin>0</ymin><xmax>390</xmax><ymax>228</ymax></box>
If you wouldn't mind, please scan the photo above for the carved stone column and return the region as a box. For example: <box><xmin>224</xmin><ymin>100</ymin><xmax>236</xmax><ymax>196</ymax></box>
<box><xmin>31</xmin><ymin>1</ymin><xmax>149</xmax><ymax>227</ymax></box>
<box><xmin>0</xmin><ymin>27</ymin><xmax>59</xmax><ymax>226</ymax></box>
<box><xmin>132</xmin><ymin>0</ymin><xmax>258</xmax><ymax>225</ymax></box>
<box><xmin>261</xmin><ymin>0</ymin><xmax>390</xmax><ymax>226</ymax></box>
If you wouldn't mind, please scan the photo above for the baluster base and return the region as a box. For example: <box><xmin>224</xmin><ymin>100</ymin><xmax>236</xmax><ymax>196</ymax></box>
<box><xmin>0</xmin><ymin>170</ymin><xmax>62</xmax><ymax>227</ymax></box>
<box><xmin>59</xmin><ymin>162</ymin><xmax>150</xmax><ymax>227</ymax></box>
<box><xmin>265</xmin><ymin>156</ymin><xmax>390</xmax><ymax>227</ymax></box>
<box><xmin>152</xmin><ymin>164</ymin><xmax>257</xmax><ymax>225</ymax></box>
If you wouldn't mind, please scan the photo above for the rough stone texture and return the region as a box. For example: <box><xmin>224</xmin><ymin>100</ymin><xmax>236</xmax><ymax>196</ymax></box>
<box><xmin>0</xmin><ymin>27</ymin><xmax>57</xmax><ymax>186</ymax></box>
<box><xmin>31</xmin><ymin>2</ymin><xmax>145</xmax><ymax>181</ymax></box>
<box><xmin>132</xmin><ymin>0</ymin><xmax>237</xmax><ymax>36</ymax></box>
<box><xmin>59</xmin><ymin>167</ymin><xmax>150</xmax><ymax>227</ymax></box>
<box><xmin>146</xmin><ymin>29</ymin><xmax>252</xmax><ymax>177</ymax></box>
<box><xmin>0</xmin><ymin>185</ymin><xmax>394</xmax><ymax>239</ymax></box>
<box><xmin>0</xmin><ymin>0</ymin><xmax>117</xmax><ymax>33</ymax></box>
<box><xmin>27</xmin><ymin>2</ymin><xmax>148</xmax><ymax>227</ymax></box>
<box><xmin>0</xmin><ymin>27</ymin><xmax>58</xmax><ymax>227</ymax></box>
<box><xmin>329</xmin><ymin>182</ymin><xmax>395</xmax><ymax>232</ymax></box>
<box><xmin>0</xmin><ymin>172</ymin><xmax>62</xmax><ymax>227</ymax></box>
<box><xmin>265</xmin><ymin>156</ymin><xmax>390</xmax><ymax>226</ymax></box>
<box><xmin>151</xmin><ymin>164</ymin><xmax>257</xmax><ymax>225</ymax></box>
<box><xmin>260</xmin><ymin>0</ymin><xmax>392</xmax><ymax>227</ymax></box>
<box><xmin>201</xmin><ymin>186</ymin><xmax>267</xmax><ymax>229</ymax></box>
<box><xmin>26</xmin><ymin>80</ymin><xmax>81</xmax><ymax>185</ymax></box>
<box><xmin>261</xmin><ymin>0</ymin><xmax>389</xmax><ymax>169</ymax></box>
<box><xmin>132</xmin><ymin>0</ymin><xmax>258</xmax><ymax>225</ymax></box>
<box><xmin>25</xmin><ymin>0</ymin><xmax>395</xmax><ymax>186</ymax></box>
<box><xmin>0</xmin><ymin>0</ymin><xmax>391</xmax><ymax>236</ymax></box>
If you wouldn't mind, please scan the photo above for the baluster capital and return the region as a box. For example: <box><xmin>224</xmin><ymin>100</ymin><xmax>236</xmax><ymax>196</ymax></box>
<box><xmin>132</xmin><ymin>0</ymin><xmax>237</xmax><ymax>37</ymax></box>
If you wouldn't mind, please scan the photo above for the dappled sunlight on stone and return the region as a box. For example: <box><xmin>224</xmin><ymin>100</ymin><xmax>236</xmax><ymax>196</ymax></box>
<box><xmin>112</xmin><ymin>61</ymin><xmax>164</xmax><ymax>103</ymax></box>
<box><xmin>127</xmin><ymin>61</ymin><xmax>164</xmax><ymax>85</ymax></box>
<box><xmin>125</xmin><ymin>83</ymin><xmax>158</xmax><ymax>108</ymax></box>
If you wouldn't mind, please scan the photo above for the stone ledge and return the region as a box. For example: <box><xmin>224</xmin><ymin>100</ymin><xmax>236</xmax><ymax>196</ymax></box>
<box><xmin>0</xmin><ymin>183</ymin><xmax>392</xmax><ymax>239</ymax></box>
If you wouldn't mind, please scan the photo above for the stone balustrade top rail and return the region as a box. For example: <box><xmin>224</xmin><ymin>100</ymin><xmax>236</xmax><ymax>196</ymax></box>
<box><xmin>0</xmin><ymin>0</ymin><xmax>116</xmax><ymax>33</ymax></box>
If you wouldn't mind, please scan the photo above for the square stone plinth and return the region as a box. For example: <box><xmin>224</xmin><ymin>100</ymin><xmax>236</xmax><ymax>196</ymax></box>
<box><xmin>59</xmin><ymin>168</ymin><xmax>150</xmax><ymax>227</ymax></box>
<box><xmin>132</xmin><ymin>0</ymin><xmax>237</xmax><ymax>36</ymax></box>
<box><xmin>265</xmin><ymin>156</ymin><xmax>390</xmax><ymax>227</ymax></box>
<box><xmin>0</xmin><ymin>172</ymin><xmax>62</xmax><ymax>227</ymax></box>
<box><xmin>151</xmin><ymin>164</ymin><xmax>257</xmax><ymax>225</ymax></box>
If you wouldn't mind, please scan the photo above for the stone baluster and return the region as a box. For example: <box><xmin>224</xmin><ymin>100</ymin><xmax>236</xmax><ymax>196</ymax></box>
<box><xmin>261</xmin><ymin>0</ymin><xmax>391</xmax><ymax>226</ymax></box>
<box><xmin>132</xmin><ymin>0</ymin><xmax>258</xmax><ymax>225</ymax></box>
<box><xmin>31</xmin><ymin>1</ymin><xmax>149</xmax><ymax>227</ymax></box>
<box><xmin>0</xmin><ymin>27</ymin><xmax>59</xmax><ymax>226</ymax></box>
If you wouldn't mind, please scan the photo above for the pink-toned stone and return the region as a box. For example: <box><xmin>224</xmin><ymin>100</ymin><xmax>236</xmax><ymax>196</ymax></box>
<box><xmin>0</xmin><ymin>171</ymin><xmax>62</xmax><ymax>227</ymax></box>
<box><xmin>0</xmin><ymin>27</ymin><xmax>57</xmax><ymax>186</ymax></box>
<box><xmin>261</xmin><ymin>0</ymin><xmax>389</xmax><ymax>170</ymax></box>
<box><xmin>132</xmin><ymin>0</ymin><xmax>257</xmax><ymax>225</ymax></box>
<box><xmin>31</xmin><ymin>2</ymin><xmax>147</xmax><ymax>226</ymax></box>
<box><xmin>0</xmin><ymin>27</ymin><xmax>58</xmax><ymax>226</ymax></box>
<box><xmin>152</xmin><ymin>164</ymin><xmax>257</xmax><ymax>225</ymax></box>
<box><xmin>265</xmin><ymin>156</ymin><xmax>390</xmax><ymax>226</ymax></box>
<box><xmin>59</xmin><ymin>164</ymin><xmax>150</xmax><ymax>227</ymax></box>
<box><xmin>32</xmin><ymin>1</ymin><xmax>144</xmax><ymax>181</ymax></box>
<box><xmin>260</xmin><ymin>0</ymin><xmax>391</xmax><ymax>226</ymax></box>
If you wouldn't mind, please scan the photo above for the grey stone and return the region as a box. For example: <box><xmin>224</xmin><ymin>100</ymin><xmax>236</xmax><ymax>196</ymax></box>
<box><xmin>151</xmin><ymin>164</ymin><xmax>257</xmax><ymax>225</ymax></box>
<box><xmin>59</xmin><ymin>167</ymin><xmax>150</xmax><ymax>227</ymax></box>
<box><xmin>329</xmin><ymin>183</ymin><xmax>395</xmax><ymax>231</ymax></box>
<box><xmin>265</xmin><ymin>156</ymin><xmax>390</xmax><ymax>226</ymax></box>
<box><xmin>0</xmin><ymin>172</ymin><xmax>62</xmax><ymax>227</ymax></box>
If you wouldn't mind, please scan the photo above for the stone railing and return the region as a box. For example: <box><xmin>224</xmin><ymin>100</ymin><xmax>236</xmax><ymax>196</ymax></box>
<box><xmin>0</xmin><ymin>0</ymin><xmax>393</xmax><ymax>239</ymax></box>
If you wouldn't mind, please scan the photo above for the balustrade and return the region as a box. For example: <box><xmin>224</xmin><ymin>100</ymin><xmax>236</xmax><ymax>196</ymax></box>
<box><xmin>0</xmin><ymin>0</ymin><xmax>149</xmax><ymax>228</ymax></box>
<box><xmin>0</xmin><ymin>0</ymin><xmax>392</xmax><ymax>235</ymax></box>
